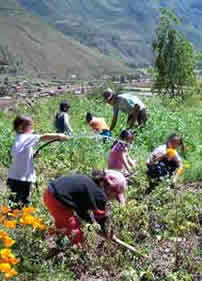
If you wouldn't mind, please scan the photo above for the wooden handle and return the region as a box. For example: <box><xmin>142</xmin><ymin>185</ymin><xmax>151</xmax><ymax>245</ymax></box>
<box><xmin>112</xmin><ymin>235</ymin><xmax>148</xmax><ymax>258</ymax></box>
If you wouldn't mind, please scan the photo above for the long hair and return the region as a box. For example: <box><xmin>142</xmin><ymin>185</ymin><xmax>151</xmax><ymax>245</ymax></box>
<box><xmin>86</xmin><ymin>112</ymin><xmax>93</xmax><ymax>123</ymax></box>
<box><xmin>167</xmin><ymin>134</ymin><xmax>185</xmax><ymax>156</ymax></box>
<box><xmin>111</xmin><ymin>129</ymin><xmax>134</xmax><ymax>149</ymax></box>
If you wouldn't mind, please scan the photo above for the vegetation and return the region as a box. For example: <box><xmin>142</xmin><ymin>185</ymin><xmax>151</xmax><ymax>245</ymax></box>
<box><xmin>18</xmin><ymin>0</ymin><xmax>202</xmax><ymax>67</ymax></box>
<box><xmin>0</xmin><ymin>88</ymin><xmax>201</xmax><ymax>280</ymax></box>
<box><xmin>152</xmin><ymin>9</ymin><xmax>198</xmax><ymax>101</ymax></box>
<box><xmin>0</xmin><ymin>0</ymin><xmax>128</xmax><ymax>79</ymax></box>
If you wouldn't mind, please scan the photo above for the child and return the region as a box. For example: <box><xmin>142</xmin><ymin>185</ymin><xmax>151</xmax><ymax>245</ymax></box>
<box><xmin>43</xmin><ymin>169</ymin><xmax>127</xmax><ymax>247</ymax></box>
<box><xmin>86</xmin><ymin>112</ymin><xmax>112</xmax><ymax>139</ymax></box>
<box><xmin>146</xmin><ymin>134</ymin><xmax>184</xmax><ymax>192</ymax></box>
<box><xmin>55</xmin><ymin>101</ymin><xmax>73</xmax><ymax>135</ymax></box>
<box><xmin>108</xmin><ymin>129</ymin><xmax>136</xmax><ymax>177</ymax></box>
<box><xmin>7</xmin><ymin>115</ymin><xmax>69</xmax><ymax>208</ymax></box>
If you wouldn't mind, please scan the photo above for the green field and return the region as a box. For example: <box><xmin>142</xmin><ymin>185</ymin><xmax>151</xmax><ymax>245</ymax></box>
<box><xmin>0</xmin><ymin>90</ymin><xmax>201</xmax><ymax>280</ymax></box>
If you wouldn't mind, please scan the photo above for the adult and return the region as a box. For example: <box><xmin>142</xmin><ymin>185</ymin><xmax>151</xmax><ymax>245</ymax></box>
<box><xmin>103</xmin><ymin>89</ymin><xmax>147</xmax><ymax>131</ymax></box>
<box><xmin>43</xmin><ymin>170</ymin><xmax>127</xmax><ymax>246</ymax></box>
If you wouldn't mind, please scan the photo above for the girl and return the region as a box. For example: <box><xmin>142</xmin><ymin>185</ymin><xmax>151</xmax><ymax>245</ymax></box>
<box><xmin>146</xmin><ymin>134</ymin><xmax>184</xmax><ymax>192</ymax></box>
<box><xmin>55</xmin><ymin>101</ymin><xmax>73</xmax><ymax>135</ymax></box>
<box><xmin>43</xmin><ymin>169</ymin><xmax>127</xmax><ymax>247</ymax></box>
<box><xmin>7</xmin><ymin>115</ymin><xmax>69</xmax><ymax>208</ymax></box>
<box><xmin>108</xmin><ymin>129</ymin><xmax>136</xmax><ymax>176</ymax></box>
<box><xmin>86</xmin><ymin>112</ymin><xmax>112</xmax><ymax>140</ymax></box>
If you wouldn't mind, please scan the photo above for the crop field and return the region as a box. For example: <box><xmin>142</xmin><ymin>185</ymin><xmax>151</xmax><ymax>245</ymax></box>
<box><xmin>0</xmin><ymin>90</ymin><xmax>201</xmax><ymax>281</ymax></box>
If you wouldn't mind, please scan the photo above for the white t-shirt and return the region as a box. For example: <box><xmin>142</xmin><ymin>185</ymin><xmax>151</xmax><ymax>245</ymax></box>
<box><xmin>147</xmin><ymin>144</ymin><xmax>182</xmax><ymax>165</ymax></box>
<box><xmin>8</xmin><ymin>133</ymin><xmax>40</xmax><ymax>182</ymax></box>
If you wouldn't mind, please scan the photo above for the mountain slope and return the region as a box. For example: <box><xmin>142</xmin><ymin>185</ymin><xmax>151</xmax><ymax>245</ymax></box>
<box><xmin>17</xmin><ymin>0</ymin><xmax>202</xmax><ymax>66</ymax></box>
<box><xmin>0</xmin><ymin>0</ymin><xmax>129</xmax><ymax>79</ymax></box>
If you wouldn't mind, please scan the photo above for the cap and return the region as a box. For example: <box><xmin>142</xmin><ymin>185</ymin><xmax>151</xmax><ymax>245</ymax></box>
<box><xmin>104</xmin><ymin>169</ymin><xmax>127</xmax><ymax>205</ymax></box>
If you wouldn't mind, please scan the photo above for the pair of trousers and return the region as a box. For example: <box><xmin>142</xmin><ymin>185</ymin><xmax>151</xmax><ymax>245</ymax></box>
<box><xmin>43</xmin><ymin>189</ymin><xmax>84</xmax><ymax>245</ymax></box>
<box><xmin>7</xmin><ymin>178</ymin><xmax>32</xmax><ymax>208</ymax></box>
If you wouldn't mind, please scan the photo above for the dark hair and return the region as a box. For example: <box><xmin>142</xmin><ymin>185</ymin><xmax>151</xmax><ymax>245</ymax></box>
<box><xmin>60</xmin><ymin>101</ymin><xmax>70</xmax><ymax>112</ymax></box>
<box><xmin>167</xmin><ymin>134</ymin><xmax>185</xmax><ymax>156</ymax></box>
<box><xmin>92</xmin><ymin>170</ymin><xmax>106</xmax><ymax>185</ymax></box>
<box><xmin>86</xmin><ymin>112</ymin><xmax>93</xmax><ymax>123</ymax></box>
<box><xmin>111</xmin><ymin>129</ymin><xmax>134</xmax><ymax>148</ymax></box>
<box><xmin>103</xmin><ymin>90</ymin><xmax>114</xmax><ymax>101</ymax></box>
<box><xmin>13</xmin><ymin>115</ymin><xmax>33</xmax><ymax>133</ymax></box>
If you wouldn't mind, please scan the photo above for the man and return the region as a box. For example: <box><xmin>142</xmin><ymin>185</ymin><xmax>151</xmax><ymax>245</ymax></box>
<box><xmin>103</xmin><ymin>89</ymin><xmax>147</xmax><ymax>131</ymax></box>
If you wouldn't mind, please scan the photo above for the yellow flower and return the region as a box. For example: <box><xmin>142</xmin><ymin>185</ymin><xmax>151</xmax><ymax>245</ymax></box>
<box><xmin>0</xmin><ymin>206</ymin><xmax>11</xmax><ymax>215</ymax></box>
<box><xmin>0</xmin><ymin>249</ymin><xmax>12</xmax><ymax>260</ymax></box>
<box><xmin>9</xmin><ymin>257</ymin><xmax>19</xmax><ymax>265</ymax></box>
<box><xmin>177</xmin><ymin>167</ymin><xmax>184</xmax><ymax>176</ymax></box>
<box><xmin>3</xmin><ymin>237</ymin><xmax>15</xmax><ymax>248</ymax></box>
<box><xmin>20</xmin><ymin>214</ymin><xmax>35</xmax><ymax>225</ymax></box>
<box><xmin>167</xmin><ymin>148</ymin><xmax>176</xmax><ymax>158</ymax></box>
<box><xmin>0</xmin><ymin>249</ymin><xmax>19</xmax><ymax>266</ymax></box>
<box><xmin>32</xmin><ymin>220</ymin><xmax>47</xmax><ymax>230</ymax></box>
<box><xmin>4</xmin><ymin>220</ymin><xmax>17</xmax><ymax>229</ymax></box>
<box><xmin>0</xmin><ymin>215</ymin><xmax>3</xmax><ymax>224</ymax></box>
<box><xmin>0</xmin><ymin>231</ymin><xmax>7</xmax><ymax>240</ymax></box>
<box><xmin>3</xmin><ymin>268</ymin><xmax>18</xmax><ymax>279</ymax></box>
<box><xmin>0</xmin><ymin>262</ymin><xmax>11</xmax><ymax>273</ymax></box>
<box><xmin>22</xmin><ymin>207</ymin><xmax>36</xmax><ymax>214</ymax></box>
<box><xmin>8</xmin><ymin>209</ymin><xmax>20</xmax><ymax>217</ymax></box>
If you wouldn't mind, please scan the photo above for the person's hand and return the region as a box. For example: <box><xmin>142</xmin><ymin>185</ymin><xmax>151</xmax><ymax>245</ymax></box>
<box><xmin>58</xmin><ymin>134</ymin><xmax>69</xmax><ymax>141</ymax></box>
<box><xmin>131</xmin><ymin>160</ymin><xmax>137</xmax><ymax>169</ymax></box>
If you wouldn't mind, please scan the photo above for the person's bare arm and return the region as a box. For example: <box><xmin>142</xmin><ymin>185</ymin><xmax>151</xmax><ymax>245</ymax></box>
<box><xmin>171</xmin><ymin>155</ymin><xmax>183</xmax><ymax>183</ymax></box>
<box><xmin>122</xmin><ymin>152</ymin><xmax>132</xmax><ymax>172</ymax></box>
<box><xmin>127</xmin><ymin>155</ymin><xmax>136</xmax><ymax>169</ymax></box>
<box><xmin>110</xmin><ymin>111</ymin><xmax>118</xmax><ymax>131</ymax></box>
<box><xmin>149</xmin><ymin>152</ymin><xmax>167</xmax><ymax>165</ymax></box>
<box><xmin>40</xmin><ymin>134</ymin><xmax>69</xmax><ymax>142</ymax></box>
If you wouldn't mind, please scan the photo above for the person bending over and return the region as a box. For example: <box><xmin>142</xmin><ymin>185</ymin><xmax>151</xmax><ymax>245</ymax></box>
<box><xmin>103</xmin><ymin>89</ymin><xmax>147</xmax><ymax>131</ymax></box>
<box><xmin>43</xmin><ymin>169</ymin><xmax>127</xmax><ymax>247</ymax></box>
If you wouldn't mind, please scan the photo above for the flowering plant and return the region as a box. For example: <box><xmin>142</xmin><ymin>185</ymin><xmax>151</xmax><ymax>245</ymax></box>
<box><xmin>0</xmin><ymin>205</ymin><xmax>47</xmax><ymax>280</ymax></box>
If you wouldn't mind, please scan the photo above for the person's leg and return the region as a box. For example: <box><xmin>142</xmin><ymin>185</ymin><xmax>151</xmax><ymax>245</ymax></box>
<box><xmin>127</xmin><ymin>105</ymin><xmax>140</xmax><ymax>128</ymax></box>
<box><xmin>7</xmin><ymin>179</ymin><xmax>30</xmax><ymax>208</ymax></box>
<box><xmin>137</xmin><ymin>108</ymin><xmax>147</xmax><ymax>128</ymax></box>
<box><xmin>19</xmin><ymin>182</ymin><xmax>32</xmax><ymax>206</ymax></box>
<box><xmin>43</xmin><ymin>189</ymin><xmax>84</xmax><ymax>245</ymax></box>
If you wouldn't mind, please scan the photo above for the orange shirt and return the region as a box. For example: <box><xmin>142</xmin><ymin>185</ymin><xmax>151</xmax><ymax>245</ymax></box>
<box><xmin>89</xmin><ymin>117</ymin><xmax>109</xmax><ymax>132</ymax></box>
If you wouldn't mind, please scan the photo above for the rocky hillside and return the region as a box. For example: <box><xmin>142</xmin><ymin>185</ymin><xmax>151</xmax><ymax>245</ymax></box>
<box><xmin>17</xmin><ymin>0</ymin><xmax>202</xmax><ymax>66</ymax></box>
<box><xmin>0</xmin><ymin>0</ymin><xmax>129</xmax><ymax>79</ymax></box>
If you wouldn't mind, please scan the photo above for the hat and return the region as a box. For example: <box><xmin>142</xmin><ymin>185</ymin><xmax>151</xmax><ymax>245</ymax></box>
<box><xmin>104</xmin><ymin>169</ymin><xmax>127</xmax><ymax>205</ymax></box>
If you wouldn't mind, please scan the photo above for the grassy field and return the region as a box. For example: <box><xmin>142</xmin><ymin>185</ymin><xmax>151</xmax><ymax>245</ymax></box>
<box><xmin>0</xmin><ymin>90</ymin><xmax>201</xmax><ymax>280</ymax></box>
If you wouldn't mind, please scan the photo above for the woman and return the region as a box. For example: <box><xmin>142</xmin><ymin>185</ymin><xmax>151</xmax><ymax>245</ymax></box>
<box><xmin>43</xmin><ymin>170</ymin><xmax>127</xmax><ymax>246</ymax></box>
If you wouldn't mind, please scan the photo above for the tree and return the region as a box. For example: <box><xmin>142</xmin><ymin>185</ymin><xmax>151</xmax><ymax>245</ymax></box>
<box><xmin>152</xmin><ymin>8</ymin><xmax>197</xmax><ymax>100</ymax></box>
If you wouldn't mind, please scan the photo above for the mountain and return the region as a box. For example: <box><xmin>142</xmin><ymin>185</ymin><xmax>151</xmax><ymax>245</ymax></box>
<box><xmin>17</xmin><ymin>0</ymin><xmax>202</xmax><ymax>67</ymax></box>
<box><xmin>0</xmin><ymin>0</ymin><xmax>129</xmax><ymax>79</ymax></box>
